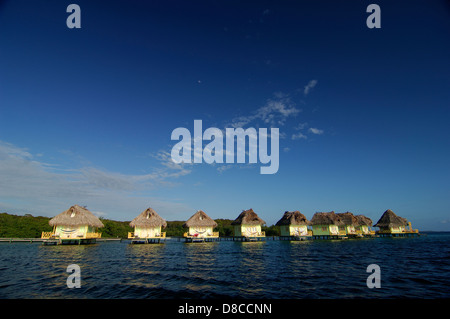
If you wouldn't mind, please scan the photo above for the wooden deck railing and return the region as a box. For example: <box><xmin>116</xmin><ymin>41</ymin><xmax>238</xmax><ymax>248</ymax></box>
<box><xmin>403</xmin><ymin>229</ymin><xmax>419</xmax><ymax>234</ymax></box>
<box><xmin>41</xmin><ymin>232</ymin><xmax>102</xmax><ymax>239</ymax></box>
<box><xmin>41</xmin><ymin>231</ymin><xmax>55</xmax><ymax>239</ymax></box>
<box><xmin>243</xmin><ymin>231</ymin><xmax>265</xmax><ymax>238</ymax></box>
<box><xmin>183</xmin><ymin>232</ymin><xmax>219</xmax><ymax>238</ymax></box>
<box><xmin>86</xmin><ymin>232</ymin><xmax>102</xmax><ymax>239</ymax></box>
<box><xmin>128</xmin><ymin>232</ymin><xmax>166</xmax><ymax>239</ymax></box>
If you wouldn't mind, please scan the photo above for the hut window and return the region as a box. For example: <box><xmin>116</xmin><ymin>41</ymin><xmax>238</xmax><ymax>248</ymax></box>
<box><xmin>322</xmin><ymin>227</ymin><xmax>327</xmax><ymax>231</ymax></box>
<box><xmin>70</xmin><ymin>212</ymin><xmax>76</xmax><ymax>218</ymax></box>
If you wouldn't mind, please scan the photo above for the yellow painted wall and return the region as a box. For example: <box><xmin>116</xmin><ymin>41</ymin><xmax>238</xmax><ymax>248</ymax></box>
<box><xmin>188</xmin><ymin>226</ymin><xmax>214</xmax><ymax>238</ymax></box>
<box><xmin>378</xmin><ymin>226</ymin><xmax>406</xmax><ymax>233</ymax></box>
<box><xmin>55</xmin><ymin>225</ymin><xmax>87</xmax><ymax>239</ymax></box>
<box><xmin>340</xmin><ymin>225</ymin><xmax>356</xmax><ymax>234</ymax></box>
<box><xmin>356</xmin><ymin>225</ymin><xmax>370</xmax><ymax>234</ymax></box>
<box><xmin>134</xmin><ymin>226</ymin><xmax>162</xmax><ymax>238</ymax></box>
<box><xmin>235</xmin><ymin>224</ymin><xmax>263</xmax><ymax>237</ymax></box>
<box><xmin>390</xmin><ymin>226</ymin><xmax>406</xmax><ymax>233</ymax></box>
<box><xmin>54</xmin><ymin>225</ymin><xmax>99</xmax><ymax>239</ymax></box>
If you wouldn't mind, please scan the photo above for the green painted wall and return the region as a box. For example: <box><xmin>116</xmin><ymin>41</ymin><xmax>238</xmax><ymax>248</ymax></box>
<box><xmin>280</xmin><ymin>225</ymin><xmax>308</xmax><ymax>236</ymax></box>
<box><xmin>280</xmin><ymin>225</ymin><xmax>289</xmax><ymax>236</ymax></box>
<box><xmin>233</xmin><ymin>225</ymin><xmax>242</xmax><ymax>236</ymax></box>
<box><xmin>312</xmin><ymin>224</ymin><xmax>339</xmax><ymax>236</ymax></box>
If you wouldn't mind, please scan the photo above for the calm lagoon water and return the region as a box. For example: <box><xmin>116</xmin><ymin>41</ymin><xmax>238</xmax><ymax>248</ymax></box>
<box><xmin>0</xmin><ymin>233</ymin><xmax>449</xmax><ymax>299</ymax></box>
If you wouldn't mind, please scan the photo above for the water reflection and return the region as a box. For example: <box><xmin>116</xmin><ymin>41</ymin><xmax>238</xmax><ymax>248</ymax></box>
<box><xmin>33</xmin><ymin>244</ymin><xmax>103</xmax><ymax>298</ymax></box>
<box><xmin>233</xmin><ymin>242</ymin><xmax>266</xmax><ymax>297</ymax></box>
<box><xmin>122</xmin><ymin>243</ymin><xmax>167</xmax><ymax>290</ymax></box>
<box><xmin>1</xmin><ymin>234</ymin><xmax>449</xmax><ymax>298</ymax></box>
<box><xmin>182</xmin><ymin>243</ymin><xmax>219</xmax><ymax>293</ymax></box>
<box><xmin>125</xmin><ymin>243</ymin><xmax>166</xmax><ymax>262</ymax></box>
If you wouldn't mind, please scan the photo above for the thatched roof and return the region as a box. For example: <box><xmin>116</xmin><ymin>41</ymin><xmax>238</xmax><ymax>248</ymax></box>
<box><xmin>275</xmin><ymin>211</ymin><xmax>310</xmax><ymax>226</ymax></box>
<box><xmin>355</xmin><ymin>215</ymin><xmax>373</xmax><ymax>227</ymax></box>
<box><xmin>336</xmin><ymin>212</ymin><xmax>358</xmax><ymax>226</ymax></box>
<box><xmin>183</xmin><ymin>210</ymin><xmax>217</xmax><ymax>228</ymax></box>
<box><xmin>231</xmin><ymin>208</ymin><xmax>266</xmax><ymax>226</ymax></box>
<box><xmin>310</xmin><ymin>211</ymin><xmax>340</xmax><ymax>225</ymax></box>
<box><xmin>129</xmin><ymin>207</ymin><xmax>167</xmax><ymax>228</ymax></box>
<box><xmin>374</xmin><ymin>209</ymin><xmax>408</xmax><ymax>228</ymax></box>
<box><xmin>49</xmin><ymin>205</ymin><xmax>104</xmax><ymax>228</ymax></box>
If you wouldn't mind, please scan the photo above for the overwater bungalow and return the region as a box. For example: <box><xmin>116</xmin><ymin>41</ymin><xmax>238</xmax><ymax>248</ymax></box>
<box><xmin>374</xmin><ymin>209</ymin><xmax>419</xmax><ymax>236</ymax></box>
<box><xmin>355</xmin><ymin>215</ymin><xmax>375</xmax><ymax>236</ymax></box>
<box><xmin>310</xmin><ymin>211</ymin><xmax>346</xmax><ymax>239</ymax></box>
<box><xmin>336</xmin><ymin>212</ymin><xmax>359</xmax><ymax>237</ymax></box>
<box><xmin>183</xmin><ymin>210</ymin><xmax>219</xmax><ymax>242</ymax></box>
<box><xmin>231</xmin><ymin>208</ymin><xmax>266</xmax><ymax>241</ymax></box>
<box><xmin>128</xmin><ymin>207</ymin><xmax>167</xmax><ymax>244</ymax></box>
<box><xmin>275</xmin><ymin>211</ymin><xmax>312</xmax><ymax>240</ymax></box>
<box><xmin>41</xmin><ymin>205</ymin><xmax>103</xmax><ymax>245</ymax></box>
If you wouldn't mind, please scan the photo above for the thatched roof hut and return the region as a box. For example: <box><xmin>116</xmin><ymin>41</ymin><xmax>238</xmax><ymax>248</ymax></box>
<box><xmin>275</xmin><ymin>211</ymin><xmax>310</xmax><ymax>226</ymax></box>
<box><xmin>336</xmin><ymin>212</ymin><xmax>358</xmax><ymax>226</ymax></box>
<box><xmin>231</xmin><ymin>208</ymin><xmax>266</xmax><ymax>226</ymax></box>
<box><xmin>129</xmin><ymin>207</ymin><xmax>167</xmax><ymax>228</ymax></box>
<box><xmin>49</xmin><ymin>205</ymin><xmax>104</xmax><ymax>228</ymax></box>
<box><xmin>183</xmin><ymin>210</ymin><xmax>217</xmax><ymax>228</ymax></box>
<box><xmin>310</xmin><ymin>211</ymin><xmax>340</xmax><ymax>225</ymax></box>
<box><xmin>374</xmin><ymin>209</ymin><xmax>408</xmax><ymax>228</ymax></box>
<box><xmin>355</xmin><ymin>215</ymin><xmax>373</xmax><ymax>227</ymax></box>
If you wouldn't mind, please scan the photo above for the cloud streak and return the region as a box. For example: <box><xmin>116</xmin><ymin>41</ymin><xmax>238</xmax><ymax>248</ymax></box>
<box><xmin>0</xmin><ymin>141</ymin><xmax>192</xmax><ymax>220</ymax></box>
<box><xmin>303</xmin><ymin>80</ymin><xmax>318</xmax><ymax>95</ymax></box>
<box><xmin>230</xmin><ymin>95</ymin><xmax>301</xmax><ymax>128</ymax></box>
<box><xmin>291</xmin><ymin>132</ymin><xmax>307</xmax><ymax>140</ymax></box>
<box><xmin>309</xmin><ymin>127</ymin><xmax>324</xmax><ymax>135</ymax></box>
<box><xmin>290</xmin><ymin>122</ymin><xmax>324</xmax><ymax>140</ymax></box>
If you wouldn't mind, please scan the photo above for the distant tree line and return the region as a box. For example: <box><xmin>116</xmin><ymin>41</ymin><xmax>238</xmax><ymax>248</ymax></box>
<box><xmin>0</xmin><ymin>213</ymin><xmax>53</xmax><ymax>238</ymax></box>
<box><xmin>0</xmin><ymin>212</ymin><xmax>280</xmax><ymax>238</ymax></box>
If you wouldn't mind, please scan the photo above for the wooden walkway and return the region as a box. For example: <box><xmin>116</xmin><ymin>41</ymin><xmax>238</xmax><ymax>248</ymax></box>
<box><xmin>0</xmin><ymin>238</ymin><xmax>122</xmax><ymax>244</ymax></box>
<box><xmin>0</xmin><ymin>233</ymin><xmax>421</xmax><ymax>245</ymax></box>
<box><xmin>0</xmin><ymin>238</ymin><xmax>46</xmax><ymax>243</ymax></box>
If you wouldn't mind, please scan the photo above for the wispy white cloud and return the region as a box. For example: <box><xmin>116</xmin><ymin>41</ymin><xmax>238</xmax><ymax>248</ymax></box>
<box><xmin>290</xmin><ymin>121</ymin><xmax>324</xmax><ymax>140</ymax></box>
<box><xmin>295</xmin><ymin>122</ymin><xmax>308</xmax><ymax>130</ymax></box>
<box><xmin>303</xmin><ymin>80</ymin><xmax>318</xmax><ymax>95</ymax></box>
<box><xmin>151</xmin><ymin>150</ymin><xmax>192</xmax><ymax>178</ymax></box>
<box><xmin>217</xmin><ymin>165</ymin><xmax>233</xmax><ymax>173</ymax></box>
<box><xmin>0</xmin><ymin>141</ymin><xmax>192</xmax><ymax>220</ymax></box>
<box><xmin>230</xmin><ymin>95</ymin><xmax>300</xmax><ymax>128</ymax></box>
<box><xmin>309</xmin><ymin>127</ymin><xmax>324</xmax><ymax>135</ymax></box>
<box><xmin>291</xmin><ymin>132</ymin><xmax>307</xmax><ymax>140</ymax></box>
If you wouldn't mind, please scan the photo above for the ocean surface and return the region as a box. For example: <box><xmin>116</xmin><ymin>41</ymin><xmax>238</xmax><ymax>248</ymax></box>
<box><xmin>0</xmin><ymin>233</ymin><xmax>449</xmax><ymax>299</ymax></box>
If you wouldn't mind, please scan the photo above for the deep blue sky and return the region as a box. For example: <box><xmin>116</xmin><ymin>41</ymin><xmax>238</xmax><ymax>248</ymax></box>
<box><xmin>1</xmin><ymin>0</ymin><xmax>449</xmax><ymax>230</ymax></box>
